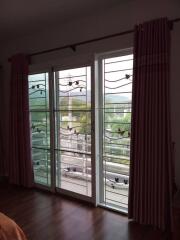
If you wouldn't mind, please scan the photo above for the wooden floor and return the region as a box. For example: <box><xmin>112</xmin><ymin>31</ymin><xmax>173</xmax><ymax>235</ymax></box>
<box><xmin>0</xmin><ymin>183</ymin><xmax>170</xmax><ymax>240</ymax></box>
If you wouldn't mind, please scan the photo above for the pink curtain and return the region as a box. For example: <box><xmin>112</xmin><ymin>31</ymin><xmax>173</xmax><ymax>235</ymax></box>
<box><xmin>9</xmin><ymin>54</ymin><xmax>34</xmax><ymax>187</ymax></box>
<box><xmin>0</xmin><ymin>68</ymin><xmax>6</xmax><ymax>176</ymax></box>
<box><xmin>0</xmin><ymin>125</ymin><xmax>5</xmax><ymax>176</ymax></box>
<box><xmin>128</xmin><ymin>18</ymin><xmax>173</xmax><ymax>231</ymax></box>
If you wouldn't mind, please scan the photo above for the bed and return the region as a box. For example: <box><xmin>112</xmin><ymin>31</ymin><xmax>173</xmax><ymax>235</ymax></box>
<box><xmin>0</xmin><ymin>213</ymin><xmax>27</xmax><ymax>240</ymax></box>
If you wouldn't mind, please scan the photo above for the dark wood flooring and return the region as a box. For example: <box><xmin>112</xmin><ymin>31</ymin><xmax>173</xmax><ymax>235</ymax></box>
<box><xmin>0</xmin><ymin>183</ymin><xmax>171</xmax><ymax>240</ymax></box>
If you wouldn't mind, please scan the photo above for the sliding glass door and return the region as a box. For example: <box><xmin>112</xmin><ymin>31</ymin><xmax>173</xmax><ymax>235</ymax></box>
<box><xmin>54</xmin><ymin>67</ymin><xmax>92</xmax><ymax>197</ymax></box>
<box><xmin>28</xmin><ymin>49</ymin><xmax>133</xmax><ymax>212</ymax></box>
<box><xmin>97</xmin><ymin>49</ymin><xmax>133</xmax><ymax>212</ymax></box>
<box><xmin>28</xmin><ymin>66</ymin><xmax>93</xmax><ymax>200</ymax></box>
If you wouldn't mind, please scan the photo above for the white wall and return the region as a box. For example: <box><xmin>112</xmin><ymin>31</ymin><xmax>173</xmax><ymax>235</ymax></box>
<box><xmin>0</xmin><ymin>0</ymin><xmax>180</xmax><ymax>185</ymax></box>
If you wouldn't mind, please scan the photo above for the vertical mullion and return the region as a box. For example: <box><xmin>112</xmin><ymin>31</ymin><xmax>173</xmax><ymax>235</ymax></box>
<box><xmin>45</xmin><ymin>73</ymin><xmax>49</xmax><ymax>185</ymax></box>
<box><xmin>91</xmin><ymin>64</ymin><xmax>96</xmax><ymax>204</ymax></box>
<box><xmin>95</xmin><ymin>58</ymin><xmax>104</xmax><ymax>205</ymax></box>
<box><xmin>103</xmin><ymin>59</ymin><xmax>107</xmax><ymax>205</ymax></box>
<box><xmin>49</xmin><ymin>68</ymin><xmax>56</xmax><ymax>192</ymax></box>
<box><xmin>55</xmin><ymin>71</ymin><xmax>61</xmax><ymax>188</ymax></box>
<box><xmin>85</xmin><ymin>67</ymin><xmax>88</xmax><ymax>196</ymax></box>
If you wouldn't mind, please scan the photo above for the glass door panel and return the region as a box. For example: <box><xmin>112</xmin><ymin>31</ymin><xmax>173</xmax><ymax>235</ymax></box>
<box><xmin>55</xmin><ymin>66</ymin><xmax>92</xmax><ymax>197</ymax></box>
<box><xmin>28</xmin><ymin>73</ymin><xmax>51</xmax><ymax>186</ymax></box>
<box><xmin>99</xmin><ymin>51</ymin><xmax>133</xmax><ymax>212</ymax></box>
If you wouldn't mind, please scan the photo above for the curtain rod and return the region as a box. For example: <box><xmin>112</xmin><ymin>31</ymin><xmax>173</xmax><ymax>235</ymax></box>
<box><xmin>8</xmin><ymin>17</ymin><xmax>180</xmax><ymax>61</ymax></box>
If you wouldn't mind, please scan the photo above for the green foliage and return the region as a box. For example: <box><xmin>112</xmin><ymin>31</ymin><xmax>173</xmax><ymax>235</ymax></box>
<box><xmin>59</xmin><ymin>97</ymin><xmax>91</xmax><ymax>134</ymax></box>
<box><xmin>111</xmin><ymin>113</ymin><xmax>131</xmax><ymax>136</ymax></box>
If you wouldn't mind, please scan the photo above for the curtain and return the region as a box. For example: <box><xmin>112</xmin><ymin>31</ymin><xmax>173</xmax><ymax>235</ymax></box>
<box><xmin>0</xmin><ymin>125</ymin><xmax>5</xmax><ymax>176</ymax></box>
<box><xmin>0</xmin><ymin>68</ymin><xmax>6</xmax><ymax>176</ymax></box>
<box><xmin>128</xmin><ymin>18</ymin><xmax>173</xmax><ymax>231</ymax></box>
<box><xmin>9</xmin><ymin>54</ymin><xmax>33</xmax><ymax>187</ymax></box>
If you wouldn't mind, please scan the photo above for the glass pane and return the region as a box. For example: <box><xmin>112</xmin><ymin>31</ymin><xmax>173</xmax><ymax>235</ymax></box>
<box><xmin>55</xmin><ymin>66</ymin><xmax>92</xmax><ymax>197</ymax></box>
<box><xmin>29</xmin><ymin>73</ymin><xmax>49</xmax><ymax>110</ymax></box>
<box><xmin>32</xmin><ymin>148</ymin><xmax>51</xmax><ymax>186</ymax></box>
<box><xmin>28</xmin><ymin>73</ymin><xmax>51</xmax><ymax>187</ymax></box>
<box><xmin>56</xmin><ymin>66</ymin><xmax>91</xmax><ymax>110</ymax></box>
<box><xmin>56</xmin><ymin>150</ymin><xmax>91</xmax><ymax>196</ymax></box>
<box><xmin>30</xmin><ymin>112</ymin><xmax>50</xmax><ymax>149</ymax></box>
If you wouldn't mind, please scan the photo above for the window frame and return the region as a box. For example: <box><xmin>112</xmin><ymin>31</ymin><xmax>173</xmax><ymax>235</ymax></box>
<box><xmin>95</xmin><ymin>48</ymin><xmax>133</xmax><ymax>213</ymax></box>
<box><xmin>28</xmin><ymin>47</ymin><xmax>133</xmax><ymax>210</ymax></box>
<box><xmin>28</xmin><ymin>68</ymin><xmax>54</xmax><ymax>191</ymax></box>
<box><xmin>28</xmin><ymin>63</ymin><xmax>96</xmax><ymax>204</ymax></box>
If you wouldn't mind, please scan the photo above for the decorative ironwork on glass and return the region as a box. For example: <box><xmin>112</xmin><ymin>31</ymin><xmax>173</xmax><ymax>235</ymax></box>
<box><xmin>55</xmin><ymin>67</ymin><xmax>92</xmax><ymax>197</ymax></box>
<box><xmin>28</xmin><ymin>73</ymin><xmax>51</xmax><ymax>186</ymax></box>
<box><xmin>101</xmin><ymin>53</ymin><xmax>133</xmax><ymax>211</ymax></box>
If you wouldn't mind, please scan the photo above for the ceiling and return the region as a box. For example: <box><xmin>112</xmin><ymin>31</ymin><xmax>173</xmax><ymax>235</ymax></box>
<box><xmin>0</xmin><ymin>0</ymin><xmax>122</xmax><ymax>41</ymax></box>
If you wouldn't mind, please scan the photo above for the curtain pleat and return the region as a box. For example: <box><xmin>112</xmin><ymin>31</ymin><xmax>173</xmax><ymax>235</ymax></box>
<box><xmin>8</xmin><ymin>54</ymin><xmax>33</xmax><ymax>188</ymax></box>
